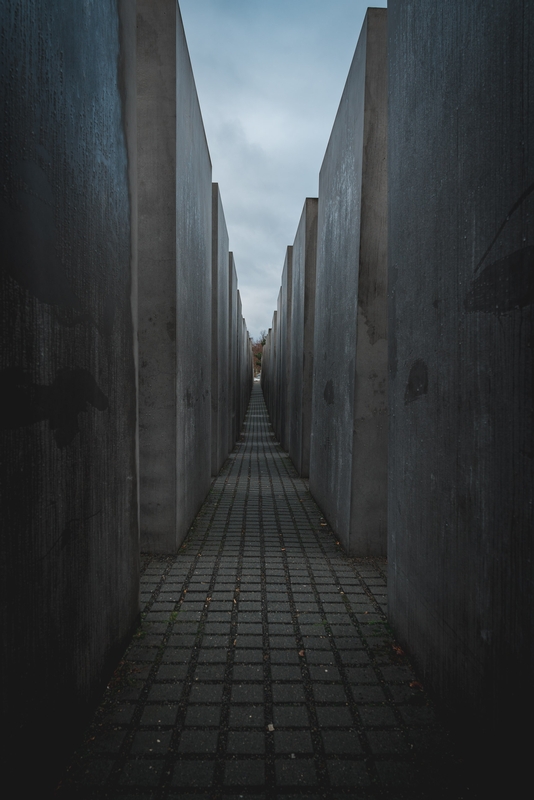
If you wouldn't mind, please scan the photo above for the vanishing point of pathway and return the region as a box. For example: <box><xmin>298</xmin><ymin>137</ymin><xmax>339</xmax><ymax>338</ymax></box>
<box><xmin>58</xmin><ymin>386</ymin><xmax>477</xmax><ymax>799</ymax></box>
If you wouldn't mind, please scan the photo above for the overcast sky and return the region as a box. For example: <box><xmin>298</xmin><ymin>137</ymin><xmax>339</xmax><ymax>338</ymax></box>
<box><xmin>179</xmin><ymin>0</ymin><xmax>387</xmax><ymax>341</ymax></box>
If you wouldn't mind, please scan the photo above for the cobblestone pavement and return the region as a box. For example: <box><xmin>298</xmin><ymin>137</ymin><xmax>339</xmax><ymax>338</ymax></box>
<box><xmin>58</xmin><ymin>386</ymin><xmax>477</xmax><ymax>799</ymax></box>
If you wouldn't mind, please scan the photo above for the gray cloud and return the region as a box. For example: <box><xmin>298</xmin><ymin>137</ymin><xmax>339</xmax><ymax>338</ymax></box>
<box><xmin>179</xmin><ymin>0</ymin><xmax>387</xmax><ymax>339</ymax></box>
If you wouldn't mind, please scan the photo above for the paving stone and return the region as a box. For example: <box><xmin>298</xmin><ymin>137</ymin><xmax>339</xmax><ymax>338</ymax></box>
<box><xmin>272</xmin><ymin>705</ymin><xmax>309</xmax><ymax>727</ymax></box>
<box><xmin>178</xmin><ymin>730</ymin><xmax>219</xmax><ymax>753</ymax></box>
<box><xmin>171</xmin><ymin>761</ymin><xmax>214</xmax><ymax>787</ymax></box>
<box><xmin>321</xmin><ymin>730</ymin><xmax>362</xmax><ymax>754</ymax></box>
<box><xmin>232</xmin><ymin>664</ymin><xmax>264</xmax><ymax>681</ymax></box>
<box><xmin>228</xmin><ymin>705</ymin><xmax>265</xmax><ymax>727</ymax></box>
<box><xmin>271</xmin><ymin>666</ymin><xmax>302</xmax><ymax>681</ymax></box>
<box><xmin>275</xmin><ymin>758</ymin><xmax>317</xmax><ymax>786</ymax></box>
<box><xmin>193</xmin><ymin>664</ymin><xmax>226</xmax><ymax>680</ymax></box>
<box><xmin>231</xmin><ymin>684</ymin><xmax>264</xmax><ymax>703</ymax></box>
<box><xmin>147</xmin><ymin>684</ymin><xmax>184</xmax><ymax>702</ymax></box>
<box><xmin>272</xmin><ymin>684</ymin><xmax>306</xmax><ymax>703</ymax></box>
<box><xmin>140</xmin><ymin>704</ymin><xmax>179</xmax><ymax>726</ymax></box>
<box><xmin>227</xmin><ymin>731</ymin><xmax>266</xmax><ymax>754</ymax></box>
<box><xmin>308</xmin><ymin>665</ymin><xmax>341</xmax><ymax>681</ymax></box>
<box><xmin>130</xmin><ymin>730</ymin><xmax>173</xmax><ymax>754</ymax></box>
<box><xmin>312</xmin><ymin>684</ymin><xmax>348</xmax><ymax>702</ymax></box>
<box><xmin>184</xmin><ymin>705</ymin><xmax>221</xmax><ymax>727</ymax></box>
<box><xmin>224</xmin><ymin>759</ymin><xmax>265</xmax><ymax>786</ymax></box>
<box><xmin>274</xmin><ymin>730</ymin><xmax>314</xmax><ymax>754</ymax></box>
<box><xmin>315</xmin><ymin>705</ymin><xmax>353</xmax><ymax>727</ymax></box>
<box><xmin>234</xmin><ymin>650</ymin><xmax>264</xmax><ymax>663</ymax></box>
<box><xmin>188</xmin><ymin>684</ymin><xmax>224</xmax><ymax>703</ymax></box>
<box><xmin>119</xmin><ymin>760</ymin><xmax>164</xmax><ymax>786</ymax></box>
<box><xmin>350</xmin><ymin>685</ymin><xmax>388</xmax><ymax>703</ymax></box>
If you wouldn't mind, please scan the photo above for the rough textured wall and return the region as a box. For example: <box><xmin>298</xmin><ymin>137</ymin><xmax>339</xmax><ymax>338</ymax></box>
<box><xmin>211</xmin><ymin>184</ymin><xmax>230</xmax><ymax>475</ymax></box>
<box><xmin>289</xmin><ymin>198</ymin><xmax>318</xmax><ymax>477</ymax></box>
<box><xmin>274</xmin><ymin>289</ymin><xmax>283</xmax><ymax>441</ymax></box>
<box><xmin>280</xmin><ymin>247</ymin><xmax>293</xmax><ymax>451</ymax></box>
<box><xmin>175</xmin><ymin>2</ymin><xmax>212</xmax><ymax>541</ymax></box>
<box><xmin>0</xmin><ymin>0</ymin><xmax>138</xmax><ymax>788</ymax></box>
<box><xmin>236</xmin><ymin>291</ymin><xmax>243</xmax><ymax>434</ymax></box>
<box><xmin>228</xmin><ymin>254</ymin><xmax>238</xmax><ymax>449</ymax></box>
<box><xmin>138</xmin><ymin>0</ymin><xmax>212</xmax><ymax>551</ymax></box>
<box><xmin>137</xmin><ymin>0</ymin><xmax>177</xmax><ymax>548</ymax></box>
<box><xmin>310</xmin><ymin>8</ymin><xmax>388</xmax><ymax>555</ymax></box>
<box><xmin>388</xmin><ymin>0</ymin><xmax>534</xmax><ymax>750</ymax></box>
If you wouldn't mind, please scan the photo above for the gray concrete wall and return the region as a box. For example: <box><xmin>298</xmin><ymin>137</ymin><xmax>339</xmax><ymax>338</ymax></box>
<box><xmin>175</xmin><ymin>3</ymin><xmax>212</xmax><ymax>540</ymax></box>
<box><xmin>211</xmin><ymin>184</ymin><xmax>230</xmax><ymax>475</ymax></box>
<box><xmin>137</xmin><ymin>0</ymin><xmax>178</xmax><ymax>548</ymax></box>
<box><xmin>138</xmin><ymin>0</ymin><xmax>212</xmax><ymax>551</ymax></box>
<box><xmin>289</xmin><ymin>198</ymin><xmax>318</xmax><ymax>477</ymax></box>
<box><xmin>0</xmin><ymin>0</ymin><xmax>139</xmax><ymax>789</ymax></box>
<box><xmin>310</xmin><ymin>8</ymin><xmax>388</xmax><ymax>556</ymax></box>
<box><xmin>228</xmin><ymin>253</ymin><xmax>238</xmax><ymax>449</ymax></box>
<box><xmin>261</xmin><ymin>327</ymin><xmax>272</xmax><ymax>410</ymax></box>
<box><xmin>236</xmin><ymin>290</ymin><xmax>243</xmax><ymax>435</ymax></box>
<box><xmin>274</xmin><ymin>290</ymin><xmax>283</xmax><ymax>441</ymax></box>
<box><xmin>280</xmin><ymin>247</ymin><xmax>293</xmax><ymax>452</ymax></box>
<box><xmin>388</xmin><ymin>0</ymin><xmax>534</xmax><ymax>751</ymax></box>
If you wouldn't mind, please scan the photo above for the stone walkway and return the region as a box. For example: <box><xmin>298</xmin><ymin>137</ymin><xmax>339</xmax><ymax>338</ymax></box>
<box><xmin>58</xmin><ymin>386</ymin><xmax>476</xmax><ymax>799</ymax></box>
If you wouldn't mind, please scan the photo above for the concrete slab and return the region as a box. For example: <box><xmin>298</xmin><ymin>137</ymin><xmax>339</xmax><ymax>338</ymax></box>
<box><xmin>388</xmin><ymin>0</ymin><xmax>534</xmax><ymax>759</ymax></box>
<box><xmin>228</xmin><ymin>253</ymin><xmax>238</xmax><ymax>449</ymax></box>
<box><xmin>211</xmin><ymin>184</ymin><xmax>230</xmax><ymax>475</ymax></box>
<box><xmin>309</xmin><ymin>8</ymin><xmax>388</xmax><ymax>556</ymax></box>
<box><xmin>137</xmin><ymin>0</ymin><xmax>178</xmax><ymax>549</ymax></box>
<box><xmin>138</xmin><ymin>0</ymin><xmax>212</xmax><ymax>551</ymax></box>
<box><xmin>274</xmin><ymin>288</ymin><xmax>283</xmax><ymax>441</ymax></box>
<box><xmin>280</xmin><ymin>247</ymin><xmax>293</xmax><ymax>452</ymax></box>
<box><xmin>0</xmin><ymin>1</ymin><xmax>139</xmax><ymax>790</ymax></box>
<box><xmin>174</xmin><ymin>3</ymin><xmax>212</xmax><ymax>545</ymax></box>
<box><xmin>289</xmin><ymin>199</ymin><xmax>318</xmax><ymax>477</ymax></box>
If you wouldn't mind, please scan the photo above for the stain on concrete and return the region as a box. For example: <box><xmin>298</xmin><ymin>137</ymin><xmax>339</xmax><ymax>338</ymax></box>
<box><xmin>404</xmin><ymin>359</ymin><xmax>428</xmax><ymax>404</ymax></box>
<box><xmin>323</xmin><ymin>379</ymin><xmax>335</xmax><ymax>405</ymax></box>
<box><xmin>1</xmin><ymin>366</ymin><xmax>108</xmax><ymax>447</ymax></box>
<box><xmin>474</xmin><ymin>181</ymin><xmax>534</xmax><ymax>274</ymax></box>
<box><xmin>166</xmin><ymin>318</ymin><xmax>176</xmax><ymax>341</ymax></box>
<box><xmin>465</xmin><ymin>246</ymin><xmax>534</xmax><ymax>314</ymax></box>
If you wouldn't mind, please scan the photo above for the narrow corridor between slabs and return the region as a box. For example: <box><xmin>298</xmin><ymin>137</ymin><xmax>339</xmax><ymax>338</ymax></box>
<box><xmin>58</xmin><ymin>386</ymin><xmax>471</xmax><ymax>799</ymax></box>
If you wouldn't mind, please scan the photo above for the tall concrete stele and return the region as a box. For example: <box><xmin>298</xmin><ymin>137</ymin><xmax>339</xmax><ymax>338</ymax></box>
<box><xmin>388</xmin><ymin>0</ymin><xmax>534</xmax><ymax>759</ymax></box>
<box><xmin>288</xmin><ymin>198</ymin><xmax>318</xmax><ymax>478</ymax></box>
<box><xmin>0</xmin><ymin>0</ymin><xmax>139</xmax><ymax>789</ymax></box>
<box><xmin>309</xmin><ymin>8</ymin><xmax>388</xmax><ymax>557</ymax></box>
<box><xmin>137</xmin><ymin>0</ymin><xmax>212</xmax><ymax>552</ymax></box>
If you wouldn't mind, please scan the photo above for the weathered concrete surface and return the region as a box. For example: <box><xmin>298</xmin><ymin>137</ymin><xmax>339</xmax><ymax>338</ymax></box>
<box><xmin>0</xmin><ymin>0</ymin><xmax>139</xmax><ymax>790</ymax></box>
<box><xmin>137</xmin><ymin>0</ymin><xmax>178</xmax><ymax>549</ymax></box>
<box><xmin>236</xmin><ymin>291</ymin><xmax>244</xmax><ymax>434</ymax></box>
<box><xmin>279</xmin><ymin>247</ymin><xmax>293</xmax><ymax>452</ymax></box>
<box><xmin>228</xmin><ymin>253</ymin><xmax>238</xmax><ymax>449</ymax></box>
<box><xmin>211</xmin><ymin>184</ymin><xmax>230</xmax><ymax>475</ymax></box>
<box><xmin>310</xmin><ymin>8</ymin><xmax>388</xmax><ymax>556</ymax></box>
<box><xmin>175</xmin><ymin>3</ymin><xmax>212</xmax><ymax>545</ymax></box>
<box><xmin>263</xmin><ymin>316</ymin><xmax>277</xmax><ymax>426</ymax></box>
<box><xmin>274</xmin><ymin>288</ymin><xmax>283</xmax><ymax>441</ymax></box>
<box><xmin>138</xmin><ymin>0</ymin><xmax>212</xmax><ymax>551</ymax></box>
<box><xmin>289</xmin><ymin>199</ymin><xmax>318</xmax><ymax>477</ymax></box>
<box><xmin>388</xmin><ymin>0</ymin><xmax>534</xmax><ymax>759</ymax></box>
<box><xmin>261</xmin><ymin>326</ymin><xmax>272</xmax><ymax>409</ymax></box>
